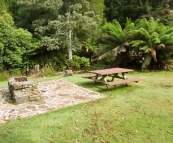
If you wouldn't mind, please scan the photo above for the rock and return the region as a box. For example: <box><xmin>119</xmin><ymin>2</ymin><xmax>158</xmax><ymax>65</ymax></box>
<box><xmin>64</xmin><ymin>70</ymin><xmax>73</xmax><ymax>76</ymax></box>
<box><xmin>8</xmin><ymin>76</ymin><xmax>42</xmax><ymax>104</ymax></box>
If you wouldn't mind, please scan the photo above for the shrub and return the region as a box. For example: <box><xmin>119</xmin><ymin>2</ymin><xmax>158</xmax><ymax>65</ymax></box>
<box><xmin>41</xmin><ymin>67</ymin><xmax>57</xmax><ymax>77</ymax></box>
<box><xmin>65</xmin><ymin>55</ymin><xmax>90</xmax><ymax>70</ymax></box>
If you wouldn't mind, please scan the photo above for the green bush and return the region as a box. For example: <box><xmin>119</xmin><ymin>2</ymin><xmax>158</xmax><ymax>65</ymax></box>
<box><xmin>66</xmin><ymin>55</ymin><xmax>90</xmax><ymax>70</ymax></box>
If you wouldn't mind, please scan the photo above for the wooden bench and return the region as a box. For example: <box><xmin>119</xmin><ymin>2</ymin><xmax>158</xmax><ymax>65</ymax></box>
<box><xmin>104</xmin><ymin>78</ymin><xmax>142</xmax><ymax>89</ymax></box>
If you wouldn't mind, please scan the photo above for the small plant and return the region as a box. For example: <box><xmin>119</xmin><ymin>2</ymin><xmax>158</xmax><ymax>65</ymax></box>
<box><xmin>0</xmin><ymin>71</ymin><xmax>10</xmax><ymax>81</ymax></box>
<box><xmin>41</xmin><ymin>67</ymin><xmax>57</xmax><ymax>77</ymax></box>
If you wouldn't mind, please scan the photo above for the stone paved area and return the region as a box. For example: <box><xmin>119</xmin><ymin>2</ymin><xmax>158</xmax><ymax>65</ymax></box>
<box><xmin>0</xmin><ymin>79</ymin><xmax>103</xmax><ymax>124</ymax></box>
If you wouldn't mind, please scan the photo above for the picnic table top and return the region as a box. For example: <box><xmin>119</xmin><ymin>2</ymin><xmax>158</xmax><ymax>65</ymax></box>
<box><xmin>89</xmin><ymin>68</ymin><xmax>134</xmax><ymax>76</ymax></box>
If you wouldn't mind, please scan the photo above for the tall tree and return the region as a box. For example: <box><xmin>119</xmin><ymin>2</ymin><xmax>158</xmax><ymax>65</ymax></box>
<box><xmin>47</xmin><ymin>0</ymin><xmax>100</xmax><ymax>60</ymax></box>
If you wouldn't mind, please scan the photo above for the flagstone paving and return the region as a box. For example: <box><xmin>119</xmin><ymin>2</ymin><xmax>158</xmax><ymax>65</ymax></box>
<box><xmin>0</xmin><ymin>79</ymin><xmax>103</xmax><ymax>124</ymax></box>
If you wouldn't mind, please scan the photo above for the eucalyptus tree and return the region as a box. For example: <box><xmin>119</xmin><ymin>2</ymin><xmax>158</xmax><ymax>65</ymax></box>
<box><xmin>47</xmin><ymin>0</ymin><xmax>100</xmax><ymax>60</ymax></box>
<box><xmin>129</xmin><ymin>17</ymin><xmax>173</xmax><ymax>70</ymax></box>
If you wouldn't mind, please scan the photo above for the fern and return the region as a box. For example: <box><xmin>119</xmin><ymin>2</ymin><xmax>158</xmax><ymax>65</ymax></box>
<box><xmin>160</xmin><ymin>35</ymin><xmax>170</xmax><ymax>42</ymax></box>
<box><xmin>148</xmin><ymin>17</ymin><xmax>158</xmax><ymax>33</ymax></box>
<box><xmin>150</xmin><ymin>32</ymin><xmax>160</xmax><ymax>45</ymax></box>
<box><xmin>102</xmin><ymin>21</ymin><xmax>126</xmax><ymax>44</ymax></box>
<box><xmin>163</xmin><ymin>37</ymin><xmax>173</xmax><ymax>45</ymax></box>
<box><xmin>130</xmin><ymin>40</ymin><xmax>146</xmax><ymax>47</ymax></box>
<box><xmin>160</xmin><ymin>27</ymin><xmax>173</xmax><ymax>36</ymax></box>
<box><xmin>135</xmin><ymin>18</ymin><xmax>148</xmax><ymax>30</ymax></box>
<box><xmin>140</xmin><ymin>45</ymin><xmax>150</xmax><ymax>51</ymax></box>
<box><xmin>156</xmin><ymin>23</ymin><xmax>167</xmax><ymax>34</ymax></box>
<box><xmin>124</xmin><ymin>18</ymin><xmax>134</xmax><ymax>34</ymax></box>
<box><xmin>127</xmin><ymin>29</ymin><xmax>141</xmax><ymax>38</ymax></box>
<box><xmin>139</xmin><ymin>28</ymin><xmax>150</xmax><ymax>39</ymax></box>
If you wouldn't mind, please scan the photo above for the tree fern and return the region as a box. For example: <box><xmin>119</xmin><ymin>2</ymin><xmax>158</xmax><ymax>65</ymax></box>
<box><xmin>159</xmin><ymin>27</ymin><xmax>173</xmax><ymax>37</ymax></box>
<box><xmin>156</xmin><ymin>23</ymin><xmax>167</xmax><ymax>34</ymax></box>
<box><xmin>163</xmin><ymin>37</ymin><xmax>173</xmax><ymax>45</ymax></box>
<box><xmin>139</xmin><ymin>28</ymin><xmax>150</xmax><ymax>40</ymax></box>
<box><xmin>124</xmin><ymin>18</ymin><xmax>134</xmax><ymax>34</ymax></box>
<box><xmin>160</xmin><ymin>35</ymin><xmax>170</xmax><ymax>42</ymax></box>
<box><xmin>150</xmin><ymin>32</ymin><xmax>160</xmax><ymax>45</ymax></box>
<box><xmin>130</xmin><ymin>40</ymin><xmax>146</xmax><ymax>48</ymax></box>
<box><xmin>147</xmin><ymin>17</ymin><xmax>158</xmax><ymax>33</ymax></box>
<box><xmin>102</xmin><ymin>20</ymin><xmax>126</xmax><ymax>43</ymax></box>
<box><xmin>140</xmin><ymin>45</ymin><xmax>149</xmax><ymax>51</ymax></box>
<box><xmin>135</xmin><ymin>18</ymin><xmax>148</xmax><ymax>30</ymax></box>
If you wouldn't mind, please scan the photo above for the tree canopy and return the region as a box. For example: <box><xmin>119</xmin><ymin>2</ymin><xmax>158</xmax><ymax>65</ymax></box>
<box><xmin>1</xmin><ymin>0</ymin><xmax>173</xmax><ymax>72</ymax></box>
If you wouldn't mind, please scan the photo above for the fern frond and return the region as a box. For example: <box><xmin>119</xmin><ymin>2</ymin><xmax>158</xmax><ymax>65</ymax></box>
<box><xmin>102</xmin><ymin>20</ymin><xmax>126</xmax><ymax>43</ymax></box>
<box><xmin>148</xmin><ymin>17</ymin><xmax>158</xmax><ymax>33</ymax></box>
<box><xmin>124</xmin><ymin>18</ymin><xmax>134</xmax><ymax>34</ymax></box>
<box><xmin>139</xmin><ymin>28</ymin><xmax>150</xmax><ymax>39</ymax></box>
<box><xmin>140</xmin><ymin>45</ymin><xmax>149</xmax><ymax>51</ymax></box>
<box><xmin>150</xmin><ymin>32</ymin><xmax>160</xmax><ymax>45</ymax></box>
<box><xmin>159</xmin><ymin>27</ymin><xmax>173</xmax><ymax>37</ymax></box>
<box><xmin>163</xmin><ymin>36</ymin><xmax>173</xmax><ymax>45</ymax></box>
<box><xmin>96</xmin><ymin>50</ymin><xmax>114</xmax><ymax>60</ymax></box>
<box><xmin>130</xmin><ymin>40</ymin><xmax>146</xmax><ymax>48</ymax></box>
<box><xmin>156</xmin><ymin>23</ymin><xmax>167</xmax><ymax>34</ymax></box>
<box><xmin>160</xmin><ymin>35</ymin><xmax>170</xmax><ymax>42</ymax></box>
<box><xmin>135</xmin><ymin>18</ymin><xmax>149</xmax><ymax>30</ymax></box>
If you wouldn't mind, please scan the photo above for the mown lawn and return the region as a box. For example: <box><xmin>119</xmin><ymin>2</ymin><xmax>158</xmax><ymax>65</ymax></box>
<box><xmin>0</xmin><ymin>70</ymin><xmax>173</xmax><ymax>143</ymax></box>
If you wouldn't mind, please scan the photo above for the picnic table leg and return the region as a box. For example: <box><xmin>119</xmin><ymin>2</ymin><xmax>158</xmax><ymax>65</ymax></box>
<box><xmin>111</xmin><ymin>73</ymin><xmax>118</xmax><ymax>81</ymax></box>
<box><xmin>122</xmin><ymin>73</ymin><xmax>127</xmax><ymax>80</ymax></box>
<box><xmin>105</xmin><ymin>84</ymin><xmax>109</xmax><ymax>90</ymax></box>
<box><xmin>94</xmin><ymin>74</ymin><xmax>99</xmax><ymax>84</ymax></box>
<box><xmin>100</xmin><ymin>75</ymin><xmax>107</xmax><ymax>82</ymax></box>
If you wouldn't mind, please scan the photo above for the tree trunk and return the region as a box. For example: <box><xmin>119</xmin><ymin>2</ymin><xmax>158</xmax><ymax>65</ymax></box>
<box><xmin>110</xmin><ymin>52</ymin><xmax>130</xmax><ymax>68</ymax></box>
<box><xmin>68</xmin><ymin>28</ymin><xmax>72</xmax><ymax>60</ymax></box>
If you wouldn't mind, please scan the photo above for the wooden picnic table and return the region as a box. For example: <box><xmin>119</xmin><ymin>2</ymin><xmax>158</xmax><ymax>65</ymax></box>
<box><xmin>82</xmin><ymin>68</ymin><xmax>142</xmax><ymax>89</ymax></box>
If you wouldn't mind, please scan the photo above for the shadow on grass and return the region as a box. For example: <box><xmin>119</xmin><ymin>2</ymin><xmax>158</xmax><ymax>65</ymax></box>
<box><xmin>75</xmin><ymin>80</ymin><xmax>142</xmax><ymax>93</ymax></box>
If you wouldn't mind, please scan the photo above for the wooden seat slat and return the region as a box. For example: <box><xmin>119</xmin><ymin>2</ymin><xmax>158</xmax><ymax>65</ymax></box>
<box><xmin>104</xmin><ymin>78</ymin><xmax>142</xmax><ymax>86</ymax></box>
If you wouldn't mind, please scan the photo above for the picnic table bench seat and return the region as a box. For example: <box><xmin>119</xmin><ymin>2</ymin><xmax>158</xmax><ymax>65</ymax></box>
<box><xmin>104</xmin><ymin>78</ymin><xmax>142</xmax><ymax>86</ymax></box>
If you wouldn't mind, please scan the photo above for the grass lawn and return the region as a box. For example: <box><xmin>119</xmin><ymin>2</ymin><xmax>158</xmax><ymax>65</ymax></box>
<box><xmin>0</xmin><ymin>70</ymin><xmax>173</xmax><ymax>143</ymax></box>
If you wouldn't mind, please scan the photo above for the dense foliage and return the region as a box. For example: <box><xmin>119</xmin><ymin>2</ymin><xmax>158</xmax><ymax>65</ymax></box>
<box><xmin>0</xmin><ymin>12</ymin><xmax>34</xmax><ymax>72</ymax></box>
<box><xmin>0</xmin><ymin>0</ymin><xmax>173</xmax><ymax>74</ymax></box>
<box><xmin>97</xmin><ymin>17</ymin><xmax>173</xmax><ymax>70</ymax></box>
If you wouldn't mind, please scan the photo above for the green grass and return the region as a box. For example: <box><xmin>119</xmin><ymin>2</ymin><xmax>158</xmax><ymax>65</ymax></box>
<box><xmin>0</xmin><ymin>70</ymin><xmax>173</xmax><ymax>143</ymax></box>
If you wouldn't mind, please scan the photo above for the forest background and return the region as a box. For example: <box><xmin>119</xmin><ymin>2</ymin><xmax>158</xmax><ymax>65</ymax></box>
<box><xmin>1</xmin><ymin>0</ymin><xmax>173</xmax><ymax>78</ymax></box>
